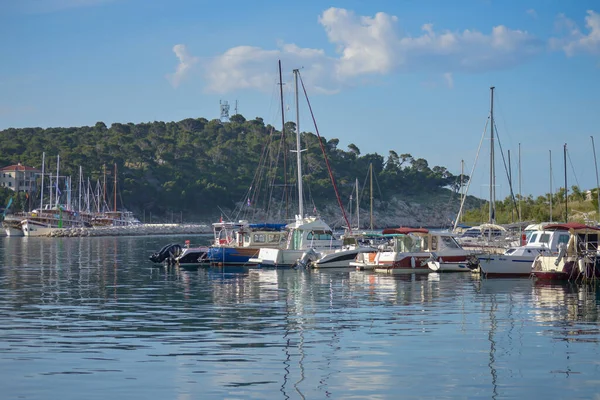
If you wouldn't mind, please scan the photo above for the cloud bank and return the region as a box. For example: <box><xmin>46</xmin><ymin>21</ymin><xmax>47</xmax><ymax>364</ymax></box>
<box><xmin>551</xmin><ymin>10</ymin><xmax>600</xmax><ymax>56</ymax></box>
<box><xmin>167</xmin><ymin>7</ymin><xmax>596</xmax><ymax>93</ymax></box>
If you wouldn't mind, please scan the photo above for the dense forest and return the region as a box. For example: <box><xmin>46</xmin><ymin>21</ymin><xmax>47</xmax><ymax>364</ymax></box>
<box><xmin>0</xmin><ymin>115</ymin><xmax>468</xmax><ymax>223</ymax></box>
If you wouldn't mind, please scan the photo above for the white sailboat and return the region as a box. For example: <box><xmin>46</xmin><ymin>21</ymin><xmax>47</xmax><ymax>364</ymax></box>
<box><xmin>249</xmin><ymin>68</ymin><xmax>342</xmax><ymax>267</ymax></box>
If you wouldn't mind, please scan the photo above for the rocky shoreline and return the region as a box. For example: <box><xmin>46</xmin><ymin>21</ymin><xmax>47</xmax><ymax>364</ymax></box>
<box><xmin>46</xmin><ymin>223</ymin><xmax>212</xmax><ymax>237</ymax></box>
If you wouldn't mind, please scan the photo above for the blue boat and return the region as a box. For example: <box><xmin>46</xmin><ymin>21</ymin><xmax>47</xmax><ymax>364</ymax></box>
<box><xmin>207</xmin><ymin>221</ymin><xmax>287</xmax><ymax>265</ymax></box>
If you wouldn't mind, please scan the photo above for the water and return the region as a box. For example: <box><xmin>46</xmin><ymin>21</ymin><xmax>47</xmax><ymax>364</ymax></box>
<box><xmin>1</xmin><ymin>235</ymin><xmax>600</xmax><ymax>399</ymax></box>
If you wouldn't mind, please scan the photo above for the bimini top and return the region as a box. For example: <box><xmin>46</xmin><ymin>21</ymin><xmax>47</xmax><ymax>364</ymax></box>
<box><xmin>381</xmin><ymin>227</ymin><xmax>429</xmax><ymax>235</ymax></box>
<box><xmin>544</xmin><ymin>222</ymin><xmax>600</xmax><ymax>232</ymax></box>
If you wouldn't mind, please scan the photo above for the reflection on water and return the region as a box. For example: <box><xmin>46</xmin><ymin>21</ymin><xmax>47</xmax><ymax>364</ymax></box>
<box><xmin>1</xmin><ymin>236</ymin><xmax>600</xmax><ymax>399</ymax></box>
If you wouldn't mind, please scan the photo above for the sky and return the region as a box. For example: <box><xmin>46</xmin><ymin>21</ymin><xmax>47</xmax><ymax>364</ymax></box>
<box><xmin>1</xmin><ymin>0</ymin><xmax>599</xmax><ymax>201</ymax></box>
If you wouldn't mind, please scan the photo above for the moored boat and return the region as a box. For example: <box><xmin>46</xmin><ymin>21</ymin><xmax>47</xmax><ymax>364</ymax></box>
<box><xmin>532</xmin><ymin>223</ymin><xmax>600</xmax><ymax>282</ymax></box>
<box><xmin>351</xmin><ymin>228</ymin><xmax>472</xmax><ymax>274</ymax></box>
<box><xmin>477</xmin><ymin>224</ymin><xmax>572</xmax><ymax>277</ymax></box>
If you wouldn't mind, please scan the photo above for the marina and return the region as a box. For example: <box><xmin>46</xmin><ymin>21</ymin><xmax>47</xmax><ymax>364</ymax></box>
<box><xmin>1</xmin><ymin>235</ymin><xmax>600</xmax><ymax>399</ymax></box>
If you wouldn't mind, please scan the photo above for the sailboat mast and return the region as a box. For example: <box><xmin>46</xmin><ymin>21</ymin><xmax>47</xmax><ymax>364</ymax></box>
<box><xmin>370</xmin><ymin>163</ymin><xmax>373</xmax><ymax>230</ymax></box>
<box><xmin>518</xmin><ymin>143</ymin><xmax>522</xmax><ymax>223</ymax></box>
<box><xmin>591</xmin><ymin>136</ymin><xmax>600</xmax><ymax>223</ymax></box>
<box><xmin>40</xmin><ymin>152</ymin><xmax>45</xmax><ymax>210</ymax></box>
<box><xmin>489</xmin><ymin>86</ymin><xmax>496</xmax><ymax>224</ymax></box>
<box><xmin>103</xmin><ymin>164</ymin><xmax>107</xmax><ymax>212</ymax></box>
<box><xmin>278</xmin><ymin>60</ymin><xmax>289</xmax><ymax>220</ymax></box>
<box><xmin>293</xmin><ymin>69</ymin><xmax>304</xmax><ymax>217</ymax></box>
<box><xmin>55</xmin><ymin>155</ymin><xmax>60</xmax><ymax>208</ymax></box>
<box><xmin>78</xmin><ymin>166</ymin><xmax>83</xmax><ymax>213</ymax></box>
<box><xmin>356</xmin><ymin>178</ymin><xmax>359</xmax><ymax>230</ymax></box>
<box><xmin>549</xmin><ymin>150</ymin><xmax>553</xmax><ymax>222</ymax></box>
<box><xmin>508</xmin><ymin>149</ymin><xmax>513</xmax><ymax>223</ymax></box>
<box><xmin>458</xmin><ymin>160</ymin><xmax>464</xmax><ymax>224</ymax></box>
<box><xmin>564</xmin><ymin>143</ymin><xmax>568</xmax><ymax>222</ymax></box>
<box><xmin>113</xmin><ymin>163</ymin><xmax>117</xmax><ymax>212</ymax></box>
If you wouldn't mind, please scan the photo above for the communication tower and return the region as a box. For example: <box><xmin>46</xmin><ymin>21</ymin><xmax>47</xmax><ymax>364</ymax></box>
<box><xmin>219</xmin><ymin>100</ymin><xmax>230</xmax><ymax>122</ymax></box>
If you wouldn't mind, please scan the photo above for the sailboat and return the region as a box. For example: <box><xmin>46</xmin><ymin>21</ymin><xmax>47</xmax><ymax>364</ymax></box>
<box><xmin>249</xmin><ymin>68</ymin><xmax>343</xmax><ymax>267</ymax></box>
<box><xmin>455</xmin><ymin>87</ymin><xmax>518</xmax><ymax>254</ymax></box>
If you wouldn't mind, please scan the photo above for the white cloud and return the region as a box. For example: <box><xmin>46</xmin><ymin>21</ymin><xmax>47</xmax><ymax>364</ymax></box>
<box><xmin>167</xmin><ymin>44</ymin><xmax>199</xmax><ymax>88</ymax></box>
<box><xmin>443</xmin><ymin>72</ymin><xmax>454</xmax><ymax>88</ymax></box>
<box><xmin>173</xmin><ymin>7</ymin><xmax>543</xmax><ymax>93</ymax></box>
<box><xmin>526</xmin><ymin>9</ymin><xmax>537</xmax><ymax>19</ymax></box>
<box><xmin>551</xmin><ymin>10</ymin><xmax>600</xmax><ymax>56</ymax></box>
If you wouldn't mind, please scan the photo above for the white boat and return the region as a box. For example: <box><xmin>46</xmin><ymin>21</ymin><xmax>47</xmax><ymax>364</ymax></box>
<box><xmin>351</xmin><ymin>228</ymin><xmax>472</xmax><ymax>274</ymax></box>
<box><xmin>249</xmin><ymin>215</ymin><xmax>342</xmax><ymax>267</ymax></box>
<box><xmin>477</xmin><ymin>224</ymin><xmax>572</xmax><ymax>277</ymax></box>
<box><xmin>21</xmin><ymin>207</ymin><xmax>84</xmax><ymax>237</ymax></box>
<box><xmin>2</xmin><ymin>213</ymin><xmax>26</xmax><ymax>236</ymax></box>
<box><xmin>427</xmin><ymin>260</ymin><xmax>474</xmax><ymax>272</ymax></box>
<box><xmin>313</xmin><ymin>232</ymin><xmax>381</xmax><ymax>269</ymax></box>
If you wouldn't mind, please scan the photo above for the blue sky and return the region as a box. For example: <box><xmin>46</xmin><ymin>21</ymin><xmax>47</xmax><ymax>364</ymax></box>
<box><xmin>1</xmin><ymin>0</ymin><xmax>599</xmax><ymax>200</ymax></box>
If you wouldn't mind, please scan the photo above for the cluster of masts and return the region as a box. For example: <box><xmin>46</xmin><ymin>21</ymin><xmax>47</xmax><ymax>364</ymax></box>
<box><xmin>37</xmin><ymin>152</ymin><xmax>120</xmax><ymax>214</ymax></box>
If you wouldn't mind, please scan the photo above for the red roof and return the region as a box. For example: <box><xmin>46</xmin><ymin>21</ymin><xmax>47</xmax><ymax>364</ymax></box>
<box><xmin>0</xmin><ymin>164</ymin><xmax>41</xmax><ymax>172</ymax></box>
<box><xmin>544</xmin><ymin>222</ymin><xmax>600</xmax><ymax>231</ymax></box>
<box><xmin>382</xmin><ymin>227</ymin><xmax>429</xmax><ymax>235</ymax></box>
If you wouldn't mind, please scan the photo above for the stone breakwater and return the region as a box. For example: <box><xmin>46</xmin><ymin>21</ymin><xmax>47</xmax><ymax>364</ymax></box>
<box><xmin>47</xmin><ymin>223</ymin><xmax>212</xmax><ymax>237</ymax></box>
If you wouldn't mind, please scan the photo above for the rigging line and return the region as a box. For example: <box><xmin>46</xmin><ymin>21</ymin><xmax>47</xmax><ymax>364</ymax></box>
<box><xmin>453</xmin><ymin>117</ymin><xmax>490</xmax><ymax>232</ymax></box>
<box><xmin>493</xmin><ymin>120</ymin><xmax>521</xmax><ymax>221</ymax></box>
<box><xmin>566</xmin><ymin>148</ymin><xmax>581</xmax><ymax>188</ymax></box>
<box><xmin>298</xmin><ymin>72</ymin><xmax>352</xmax><ymax>233</ymax></box>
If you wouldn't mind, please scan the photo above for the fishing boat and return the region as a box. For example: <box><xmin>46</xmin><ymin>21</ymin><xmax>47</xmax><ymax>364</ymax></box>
<box><xmin>532</xmin><ymin>223</ymin><xmax>600</xmax><ymax>282</ymax></box>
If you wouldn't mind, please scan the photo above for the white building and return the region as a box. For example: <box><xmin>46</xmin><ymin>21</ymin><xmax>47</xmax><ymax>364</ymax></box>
<box><xmin>0</xmin><ymin>163</ymin><xmax>41</xmax><ymax>192</ymax></box>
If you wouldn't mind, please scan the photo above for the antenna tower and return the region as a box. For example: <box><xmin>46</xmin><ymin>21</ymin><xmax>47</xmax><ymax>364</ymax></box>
<box><xmin>219</xmin><ymin>100</ymin><xmax>230</xmax><ymax>122</ymax></box>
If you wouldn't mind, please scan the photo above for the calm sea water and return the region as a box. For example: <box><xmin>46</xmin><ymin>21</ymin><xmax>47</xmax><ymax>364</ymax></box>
<box><xmin>1</xmin><ymin>235</ymin><xmax>600</xmax><ymax>399</ymax></box>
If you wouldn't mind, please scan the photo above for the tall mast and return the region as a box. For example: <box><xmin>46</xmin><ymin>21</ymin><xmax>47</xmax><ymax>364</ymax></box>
<box><xmin>369</xmin><ymin>163</ymin><xmax>373</xmax><ymax>230</ymax></box>
<box><xmin>293</xmin><ymin>69</ymin><xmax>304</xmax><ymax>217</ymax></box>
<box><xmin>78</xmin><ymin>166</ymin><xmax>83</xmax><ymax>213</ymax></box>
<box><xmin>519</xmin><ymin>143</ymin><xmax>523</xmax><ymax>222</ymax></box>
<box><xmin>113</xmin><ymin>163</ymin><xmax>117</xmax><ymax>212</ymax></box>
<box><xmin>456</xmin><ymin>160</ymin><xmax>465</xmax><ymax>222</ymax></box>
<box><xmin>591</xmin><ymin>136</ymin><xmax>600</xmax><ymax>223</ymax></box>
<box><xmin>278</xmin><ymin>60</ymin><xmax>289</xmax><ymax>220</ymax></box>
<box><xmin>39</xmin><ymin>152</ymin><xmax>45</xmax><ymax>210</ymax></box>
<box><xmin>489</xmin><ymin>86</ymin><xmax>496</xmax><ymax>224</ymax></box>
<box><xmin>55</xmin><ymin>155</ymin><xmax>60</xmax><ymax>208</ymax></box>
<box><xmin>564</xmin><ymin>143</ymin><xmax>568</xmax><ymax>223</ymax></box>
<box><xmin>356</xmin><ymin>178</ymin><xmax>360</xmax><ymax>229</ymax></box>
<box><xmin>103</xmin><ymin>164</ymin><xmax>107</xmax><ymax>211</ymax></box>
<box><xmin>508</xmin><ymin>149</ymin><xmax>513</xmax><ymax>223</ymax></box>
<box><xmin>549</xmin><ymin>150</ymin><xmax>553</xmax><ymax>222</ymax></box>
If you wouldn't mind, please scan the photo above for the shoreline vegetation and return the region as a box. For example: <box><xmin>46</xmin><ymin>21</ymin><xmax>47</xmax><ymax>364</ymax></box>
<box><xmin>0</xmin><ymin>115</ymin><xmax>597</xmax><ymax>228</ymax></box>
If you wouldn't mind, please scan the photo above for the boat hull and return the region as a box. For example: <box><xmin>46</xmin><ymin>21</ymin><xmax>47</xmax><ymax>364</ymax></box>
<box><xmin>207</xmin><ymin>246</ymin><xmax>261</xmax><ymax>265</ymax></box>
<box><xmin>313</xmin><ymin>248</ymin><xmax>374</xmax><ymax>269</ymax></box>
<box><xmin>21</xmin><ymin>220</ymin><xmax>62</xmax><ymax>237</ymax></box>
<box><xmin>477</xmin><ymin>255</ymin><xmax>534</xmax><ymax>277</ymax></box>
<box><xmin>427</xmin><ymin>261</ymin><xmax>472</xmax><ymax>272</ymax></box>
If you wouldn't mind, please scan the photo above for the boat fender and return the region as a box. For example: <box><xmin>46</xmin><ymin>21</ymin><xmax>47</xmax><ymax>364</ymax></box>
<box><xmin>411</xmin><ymin>257</ymin><xmax>416</xmax><ymax>269</ymax></box>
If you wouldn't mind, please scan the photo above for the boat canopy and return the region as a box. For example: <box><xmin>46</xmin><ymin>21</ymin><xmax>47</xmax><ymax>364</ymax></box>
<box><xmin>544</xmin><ymin>222</ymin><xmax>600</xmax><ymax>233</ymax></box>
<box><xmin>382</xmin><ymin>227</ymin><xmax>429</xmax><ymax>235</ymax></box>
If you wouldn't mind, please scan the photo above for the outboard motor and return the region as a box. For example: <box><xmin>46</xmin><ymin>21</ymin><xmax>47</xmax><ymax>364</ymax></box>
<box><xmin>149</xmin><ymin>243</ymin><xmax>182</xmax><ymax>264</ymax></box>
<box><xmin>295</xmin><ymin>248</ymin><xmax>319</xmax><ymax>269</ymax></box>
